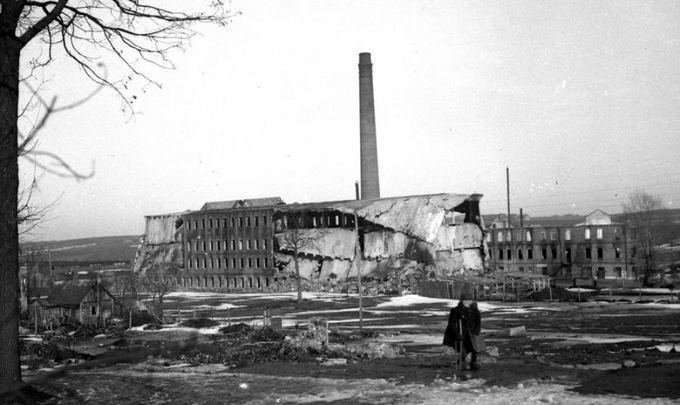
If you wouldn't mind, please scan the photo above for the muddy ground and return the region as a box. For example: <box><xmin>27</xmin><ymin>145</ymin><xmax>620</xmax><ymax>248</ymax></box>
<box><xmin>15</xmin><ymin>293</ymin><xmax>680</xmax><ymax>404</ymax></box>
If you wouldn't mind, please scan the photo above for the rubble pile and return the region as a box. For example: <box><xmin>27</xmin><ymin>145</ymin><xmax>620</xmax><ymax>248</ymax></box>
<box><xmin>275</xmin><ymin>195</ymin><xmax>487</xmax><ymax>293</ymax></box>
<box><xmin>179</xmin><ymin>319</ymin><xmax>405</xmax><ymax>366</ymax></box>
<box><xmin>180</xmin><ymin>318</ymin><xmax>220</xmax><ymax>328</ymax></box>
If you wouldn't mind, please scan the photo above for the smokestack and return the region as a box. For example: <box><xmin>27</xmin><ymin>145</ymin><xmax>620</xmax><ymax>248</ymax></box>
<box><xmin>359</xmin><ymin>52</ymin><xmax>380</xmax><ymax>200</ymax></box>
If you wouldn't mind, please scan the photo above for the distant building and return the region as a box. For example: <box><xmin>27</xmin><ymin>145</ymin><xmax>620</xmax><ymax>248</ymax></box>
<box><xmin>486</xmin><ymin>210</ymin><xmax>639</xmax><ymax>286</ymax></box>
<box><xmin>180</xmin><ymin>197</ymin><xmax>283</xmax><ymax>290</ymax></box>
<box><xmin>134</xmin><ymin>193</ymin><xmax>488</xmax><ymax>292</ymax></box>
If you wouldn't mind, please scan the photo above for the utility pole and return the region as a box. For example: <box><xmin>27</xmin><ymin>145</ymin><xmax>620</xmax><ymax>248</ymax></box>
<box><xmin>354</xmin><ymin>181</ymin><xmax>360</xmax><ymax>200</ymax></box>
<box><xmin>520</xmin><ymin>208</ymin><xmax>524</xmax><ymax>228</ymax></box>
<box><xmin>506</xmin><ymin>167</ymin><xmax>511</xmax><ymax>228</ymax></box>
<box><xmin>353</xmin><ymin>212</ymin><xmax>363</xmax><ymax>331</ymax></box>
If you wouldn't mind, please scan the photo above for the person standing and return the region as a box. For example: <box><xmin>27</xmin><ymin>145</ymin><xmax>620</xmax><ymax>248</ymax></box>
<box><xmin>443</xmin><ymin>293</ymin><xmax>482</xmax><ymax>370</ymax></box>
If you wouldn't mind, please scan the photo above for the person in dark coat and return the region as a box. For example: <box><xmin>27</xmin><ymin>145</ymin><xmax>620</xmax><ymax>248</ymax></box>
<box><xmin>443</xmin><ymin>293</ymin><xmax>482</xmax><ymax>370</ymax></box>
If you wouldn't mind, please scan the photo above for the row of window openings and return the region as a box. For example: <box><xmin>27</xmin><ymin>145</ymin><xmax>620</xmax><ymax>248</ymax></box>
<box><xmin>186</xmin><ymin>215</ymin><xmax>269</xmax><ymax>230</ymax></box>
<box><xmin>496</xmin><ymin>247</ymin><xmax>622</xmax><ymax>261</ymax></box>
<box><xmin>180</xmin><ymin>276</ymin><xmax>270</xmax><ymax>289</ymax></box>
<box><xmin>187</xmin><ymin>239</ymin><xmax>268</xmax><ymax>252</ymax></box>
<box><xmin>188</xmin><ymin>256</ymin><xmax>269</xmax><ymax>270</ymax></box>
<box><xmin>280</xmin><ymin>213</ymin><xmax>351</xmax><ymax>229</ymax></box>
<box><xmin>494</xmin><ymin>228</ymin><xmax>615</xmax><ymax>243</ymax></box>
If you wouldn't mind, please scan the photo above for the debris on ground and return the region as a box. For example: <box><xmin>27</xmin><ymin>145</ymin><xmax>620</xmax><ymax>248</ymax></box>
<box><xmin>180</xmin><ymin>318</ymin><xmax>220</xmax><ymax>329</ymax></box>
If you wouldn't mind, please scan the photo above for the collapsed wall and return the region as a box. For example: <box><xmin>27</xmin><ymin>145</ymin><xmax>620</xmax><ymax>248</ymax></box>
<box><xmin>132</xmin><ymin>213</ymin><xmax>185</xmax><ymax>275</ymax></box>
<box><xmin>273</xmin><ymin>193</ymin><xmax>487</xmax><ymax>293</ymax></box>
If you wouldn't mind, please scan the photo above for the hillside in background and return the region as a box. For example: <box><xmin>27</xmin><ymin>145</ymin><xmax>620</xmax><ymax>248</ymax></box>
<box><xmin>21</xmin><ymin>235</ymin><xmax>140</xmax><ymax>262</ymax></box>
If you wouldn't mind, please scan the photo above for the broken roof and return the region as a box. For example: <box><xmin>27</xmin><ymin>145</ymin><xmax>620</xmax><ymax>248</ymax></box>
<box><xmin>276</xmin><ymin>193</ymin><xmax>482</xmax><ymax>243</ymax></box>
<box><xmin>28</xmin><ymin>283</ymin><xmax>113</xmax><ymax>308</ymax></box>
<box><xmin>200</xmin><ymin>197</ymin><xmax>284</xmax><ymax>211</ymax></box>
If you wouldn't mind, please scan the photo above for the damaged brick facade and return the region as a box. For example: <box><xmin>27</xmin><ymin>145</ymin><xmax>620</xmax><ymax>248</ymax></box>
<box><xmin>134</xmin><ymin>193</ymin><xmax>489</xmax><ymax>293</ymax></box>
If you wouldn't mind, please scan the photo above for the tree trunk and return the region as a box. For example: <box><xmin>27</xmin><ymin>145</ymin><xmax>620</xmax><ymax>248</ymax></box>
<box><xmin>294</xmin><ymin>256</ymin><xmax>302</xmax><ymax>304</ymax></box>
<box><xmin>0</xmin><ymin>31</ymin><xmax>23</xmax><ymax>391</ymax></box>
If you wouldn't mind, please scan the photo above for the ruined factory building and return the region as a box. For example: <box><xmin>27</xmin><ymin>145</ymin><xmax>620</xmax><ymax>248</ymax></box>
<box><xmin>133</xmin><ymin>193</ymin><xmax>487</xmax><ymax>293</ymax></box>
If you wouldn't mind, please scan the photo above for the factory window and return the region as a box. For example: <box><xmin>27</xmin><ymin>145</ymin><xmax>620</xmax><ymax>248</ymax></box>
<box><xmin>194</xmin><ymin>220</ymin><xmax>198</xmax><ymax>229</ymax></box>
<box><xmin>223</xmin><ymin>218</ymin><xmax>227</xmax><ymax>227</ymax></box>
<box><xmin>551</xmin><ymin>247</ymin><xmax>557</xmax><ymax>259</ymax></box>
<box><xmin>335</xmin><ymin>215</ymin><xmax>340</xmax><ymax>226</ymax></box>
<box><xmin>210</xmin><ymin>241</ymin><xmax>214</xmax><ymax>251</ymax></box>
<box><xmin>188</xmin><ymin>259</ymin><xmax>193</xmax><ymax>269</ymax></box>
<box><xmin>247</xmin><ymin>240</ymin><xmax>251</xmax><ymax>250</ymax></box>
<box><xmin>216</xmin><ymin>241</ymin><xmax>221</xmax><ymax>251</ymax></box>
<box><xmin>232</xmin><ymin>258</ymin><xmax>236</xmax><ymax>268</ymax></box>
<box><xmin>585</xmin><ymin>247</ymin><xmax>591</xmax><ymax>259</ymax></box>
<box><xmin>497</xmin><ymin>232</ymin><xmax>503</xmax><ymax>242</ymax></box>
<box><xmin>255</xmin><ymin>216</ymin><xmax>259</xmax><ymax>226</ymax></box>
<box><xmin>202</xmin><ymin>219</ymin><xmax>206</xmax><ymax>229</ymax></box>
<box><xmin>231</xmin><ymin>217</ymin><xmax>235</xmax><ymax>227</ymax></box>
<box><xmin>248</xmin><ymin>258</ymin><xmax>253</xmax><ymax>268</ymax></box>
<box><xmin>186</xmin><ymin>221</ymin><xmax>191</xmax><ymax>230</ymax></box>
<box><xmin>263</xmin><ymin>239</ymin><xmax>268</xmax><ymax>250</ymax></box>
<box><xmin>209</xmin><ymin>218</ymin><xmax>214</xmax><ymax>228</ymax></box>
<box><xmin>256</xmin><ymin>258</ymin><xmax>261</xmax><ymax>268</ymax></box>
<box><xmin>239</xmin><ymin>258</ymin><xmax>244</xmax><ymax>268</ymax></box>
<box><xmin>246</xmin><ymin>216</ymin><xmax>251</xmax><ymax>226</ymax></box>
<box><xmin>186</xmin><ymin>242</ymin><xmax>191</xmax><ymax>252</ymax></box>
<box><xmin>195</xmin><ymin>258</ymin><xmax>200</xmax><ymax>269</ymax></box>
<box><xmin>238</xmin><ymin>240</ymin><xmax>243</xmax><ymax>250</ymax></box>
<box><xmin>223</xmin><ymin>241</ymin><xmax>227</xmax><ymax>250</ymax></box>
<box><xmin>507</xmin><ymin>249</ymin><xmax>512</xmax><ymax>260</ymax></box>
<box><xmin>518</xmin><ymin>249</ymin><xmax>524</xmax><ymax>260</ymax></box>
<box><xmin>202</xmin><ymin>241</ymin><xmax>206</xmax><ymax>251</ymax></box>
<box><xmin>239</xmin><ymin>217</ymin><xmax>243</xmax><ymax>227</ymax></box>
<box><xmin>585</xmin><ymin>228</ymin><xmax>591</xmax><ymax>239</ymax></box>
<box><xmin>614</xmin><ymin>267</ymin><xmax>623</xmax><ymax>278</ymax></box>
<box><xmin>565</xmin><ymin>248</ymin><xmax>572</xmax><ymax>263</ymax></box>
<box><xmin>527</xmin><ymin>248</ymin><xmax>533</xmax><ymax>260</ymax></box>
<box><xmin>217</xmin><ymin>258</ymin><xmax>221</xmax><ymax>268</ymax></box>
<box><xmin>263</xmin><ymin>215</ymin><xmax>268</xmax><ymax>225</ymax></box>
<box><xmin>550</xmin><ymin>231</ymin><xmax>556</xmax><ymax>241</ymax></box>
<box><xmin>498</xmin><ymin>249</ymin><xmax>504</xmax><ymax>260</ymax></box>
<box><xmin>541</xmin><ymin>248</ymin><xmax>547</xmax><ymax>259</ymax></box>
<box><xmin>615</xmin><ymin>247</ymin><xmax>621</xmax><ymax>258</ymax></box>
<box><xmin>231</xmin><ymin>240</ymin><xmax>236</xmax><ymax>250</ymax></box>
<box><xmin>597</xmin><ymin>247</ymin><xmax>603</xmax><ymax>259</ymax></box>
<box><xmin>526</xmin><ymin>231</ymin><xmax>532</xmax><ymax>242</ymax></box>
<box><xmin>564</xmin><ymin>229</ymin><xmax>571</xmax><ymax>241</ymax></box>
<box><xmin>210</xmin><ymin>258</ymin><xmax>214</xmax><ymax>268</ymax></box>
<box><xmin>255</xmin><ymin>240</ymin><xmax>260</xmax><ymax>249</ymax></box>
<box><xmin>264</xmin><ymin>258</ymin><xmax>269</xmax><ymax>267</ymax></box>
<box><xmin>540</xmin><ymin>232</ymin><xmax>546</xmax><ymax>241</ymax></box>
<box><xmin>596</xmin><ymin>228</ymin><xmax>603</xmax><ymax>240</ymax></box>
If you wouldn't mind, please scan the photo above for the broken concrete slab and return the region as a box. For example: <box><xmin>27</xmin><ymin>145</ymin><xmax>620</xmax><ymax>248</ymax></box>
<box><xmin>434</xmin><ymin>223</ymin><xmax>484</xmax><ymax>251</ymax></box>
<box><xmin>275</xmin><ymin>228</ymin><xmax>355</xmax><ymax>259</ymax></box>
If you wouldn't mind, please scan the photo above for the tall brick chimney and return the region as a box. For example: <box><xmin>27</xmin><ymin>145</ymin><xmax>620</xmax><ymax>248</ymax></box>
<box><xmin>359</xmin><ymin>52</ymin><xmax>380</xmax><ymax>200</ymax></box>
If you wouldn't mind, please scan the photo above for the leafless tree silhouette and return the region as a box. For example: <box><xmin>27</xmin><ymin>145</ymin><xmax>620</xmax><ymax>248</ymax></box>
<box><xmin>0</xmin><ymin>0</ymin><xmax>236</xmax><ymax>395</ymax></box>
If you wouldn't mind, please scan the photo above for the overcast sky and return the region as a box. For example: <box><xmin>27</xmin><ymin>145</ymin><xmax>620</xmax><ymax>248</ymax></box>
<box><xmin>19</xmin><ymin>0</ymin><xmax>680</xmax><ymax>241</ymax></box>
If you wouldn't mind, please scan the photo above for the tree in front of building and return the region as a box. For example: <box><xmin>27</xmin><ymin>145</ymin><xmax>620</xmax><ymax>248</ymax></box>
<box><xmin>622</xmin><ymin>191</ymin><xmax>667</xmax><ymax>285</ymax></box>
<box><xmin>141</xmin><ymin>263</ymin><xmax>180</xmax><ymax>323</ymax></box>
<box><xmin>0</xmin><ymin>1</ymin><xmax>235</xmax><ymax>393</ymax></box>
<box><xmin>276</xmin><ymin>214</ymin><xmax>320</xmax><ymax>304</ymax></box>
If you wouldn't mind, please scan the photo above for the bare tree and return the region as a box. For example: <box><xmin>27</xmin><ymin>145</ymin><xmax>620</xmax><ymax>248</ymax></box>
<box><xmin>140</xmin><ymin>263</ymin><xmax>179</xmax><ymax>323</ymax></box>
<box><xmin>622</xmin><ymin>191</ymin><xmax>667</xmax><ymax>284</ymax></box>
<box><xmin>0</xmin><ymin>0</ymin><xmax>235</xmax><ymax>393</ymax></box>
<box><xmin>275</xmin><ymin>214</ymin><xmax>321</xmax><ymax>304</ymax></box>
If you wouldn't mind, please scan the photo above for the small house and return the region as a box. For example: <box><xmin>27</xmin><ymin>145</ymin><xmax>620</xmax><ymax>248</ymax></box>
<box><xmin>28</xmin><ymin>282</ymin><xmax>116</xmax><ymax>327</ymax></box>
